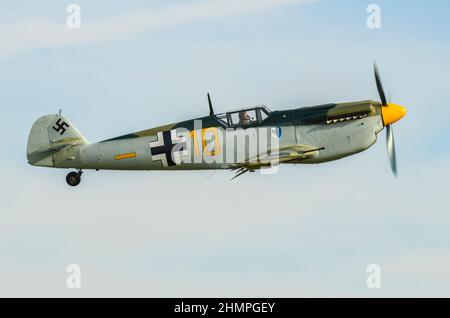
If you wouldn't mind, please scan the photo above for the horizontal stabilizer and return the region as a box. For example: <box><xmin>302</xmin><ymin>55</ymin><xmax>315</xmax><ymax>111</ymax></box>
<box><xmin>37</xmin><ymin>138</ymin><xmax>84</xmax><ymax>153</ymax></box>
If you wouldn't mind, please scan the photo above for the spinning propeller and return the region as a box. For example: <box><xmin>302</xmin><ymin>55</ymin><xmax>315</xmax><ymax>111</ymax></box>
<box><xmin>373</xmin><ymin>63</ymin><xmax>407</xmax><ymax>176</ymax></box>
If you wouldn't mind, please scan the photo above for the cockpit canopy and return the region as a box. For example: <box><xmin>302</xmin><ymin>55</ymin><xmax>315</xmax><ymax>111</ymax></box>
<box><xmin>216</xmin><ymin>105</ymin><xmax>271</xmax><ymax>128</ymax></box>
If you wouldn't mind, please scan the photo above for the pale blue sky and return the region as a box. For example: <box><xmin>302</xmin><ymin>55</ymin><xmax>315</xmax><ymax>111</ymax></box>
<box><xmin>1</xmin><ymin>0</ymin><xmax>450</xmax><ymax>297</ymax></box>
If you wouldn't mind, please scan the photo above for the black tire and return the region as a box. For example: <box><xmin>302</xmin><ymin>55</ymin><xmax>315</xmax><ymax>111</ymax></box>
<box><xmin>66</xmin><ymin>172</ymin><xmax>81</xmax><ymax>187</ymax></box>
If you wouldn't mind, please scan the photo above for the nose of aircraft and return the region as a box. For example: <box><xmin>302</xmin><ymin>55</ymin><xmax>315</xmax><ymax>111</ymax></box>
<box><xmin>381</xmin><ymin>103</ymin><xmax>407</xmax><ymax>126</ymax></box>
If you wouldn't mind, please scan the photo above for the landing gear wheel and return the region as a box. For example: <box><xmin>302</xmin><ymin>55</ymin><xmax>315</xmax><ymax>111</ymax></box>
<box><xmin>66</xmin><ymin>171</ymin><xmax>81</xmax><ymax>187</ymax></box>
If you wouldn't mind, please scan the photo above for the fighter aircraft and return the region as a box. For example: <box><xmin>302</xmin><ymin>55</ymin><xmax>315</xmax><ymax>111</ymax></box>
<box><xmin>27</xmin><ymin>65</ymin><xmax>406</xmax><ymax>186</ymax></box>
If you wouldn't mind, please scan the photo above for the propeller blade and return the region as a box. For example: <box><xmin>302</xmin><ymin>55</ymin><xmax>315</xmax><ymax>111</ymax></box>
<box><xmin>386</xmin><ymin>124</ymin><xmax>398</xmax><ymax>176</ymax></box>
<box><xmin>374</xmin><ymin>63</ymin><xmax>388</xmax><ymax>106</ymax></box>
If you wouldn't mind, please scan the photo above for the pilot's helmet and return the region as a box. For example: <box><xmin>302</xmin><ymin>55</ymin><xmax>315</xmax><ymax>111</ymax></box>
<box><xmin>239</xmin><ymin>111</ymin><xmax>249</xmax><ymax>121</ymax></box>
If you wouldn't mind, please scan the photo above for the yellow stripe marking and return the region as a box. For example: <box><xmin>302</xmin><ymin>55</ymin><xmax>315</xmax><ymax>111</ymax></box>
<box><xmin>114</xmin><ymin>152</ymin><xmax>137</xmax><ymax>160</ymax></box>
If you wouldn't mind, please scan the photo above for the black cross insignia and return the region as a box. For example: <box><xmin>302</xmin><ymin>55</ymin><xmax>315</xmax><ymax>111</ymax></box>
<box><xmin>150</xmin><ymin>130</ymin><xmax>187</xmax><ymax>167</ymax></box>
<box><xmin>53</xmin><ymin>119</ymin><xmax>69</xmax><ymax>135</ymax></box>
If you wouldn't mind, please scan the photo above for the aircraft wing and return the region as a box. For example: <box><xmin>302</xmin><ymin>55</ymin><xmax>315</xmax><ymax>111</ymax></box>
<box><xmin>230</xmin><ymin>144</ymin><xmax>324</xmax><ymax>180</ymax></box>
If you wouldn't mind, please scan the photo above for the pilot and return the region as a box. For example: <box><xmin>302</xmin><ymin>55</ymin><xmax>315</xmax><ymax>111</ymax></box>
<box><xmin>239</xmin><ymin>111</ymin><xmax>251</xmax><ymax>125</ymax></box>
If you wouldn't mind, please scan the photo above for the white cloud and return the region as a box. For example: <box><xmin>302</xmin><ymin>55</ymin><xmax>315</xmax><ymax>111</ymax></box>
<box><xmin>0</xmin><ymin>0</ymin><xmax>315</xmax><ymax>58</ymax></box>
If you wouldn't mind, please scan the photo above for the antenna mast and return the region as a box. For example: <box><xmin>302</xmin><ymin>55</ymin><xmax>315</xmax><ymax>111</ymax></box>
<box><xmin>207</xmin><ymin>93</ymin><xmax>214</xmax><ymax>116</ymax></box>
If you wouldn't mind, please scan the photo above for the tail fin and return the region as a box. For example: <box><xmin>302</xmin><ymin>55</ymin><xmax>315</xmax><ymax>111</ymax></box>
<box><xmin>27</xmin><ymin>114</ymin><xmax>89</xmax><ymax>167</ymax></box>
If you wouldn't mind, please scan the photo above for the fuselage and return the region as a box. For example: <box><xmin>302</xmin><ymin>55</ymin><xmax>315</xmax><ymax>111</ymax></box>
<box><xmin>50</xmin><ymin>100</ymin><xmax>385</xmax><ymax>171</ymax></box>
